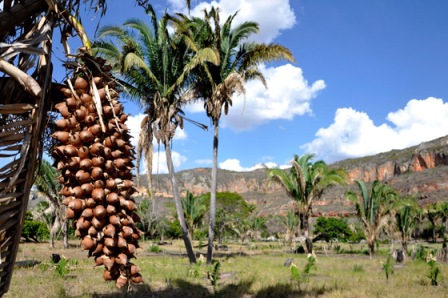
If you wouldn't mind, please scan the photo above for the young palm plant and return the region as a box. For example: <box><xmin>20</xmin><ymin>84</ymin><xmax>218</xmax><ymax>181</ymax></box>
<box><xmin>268</xmin><ymin>154</ymin><xmax>347</xmax><ymax>252</ymax></box>
<box><xmin>276</xmin><ymin>210</ymin><xmax>300</xmax><ymax>247</ymax></box>
<box><xmin>93</xmin><ymin>4</ymin><xmax>218</xmax><ymax>263</ymax></box>
<box><xmin>182</xmin><ymin>191</ymin><xmax>206</xmax><ymax>240</ymax></box>
<box><xmin>346</xmin><ymin>180</ymin><xmax>398</xmax><ymax>258</ymax></box>
<box><xmin>170</xmin><ymin>7</ymin><xmax>295</xmax><ymax>263</ymax></box>
<box><xmin>393</xmin><ymin>196</ymin><xmax>421</xmax><ymax>252</ymax></box>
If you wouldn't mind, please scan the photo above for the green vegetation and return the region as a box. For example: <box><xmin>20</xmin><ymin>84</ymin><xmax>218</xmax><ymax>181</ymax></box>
<box><xmin>382</xmin><ymin>254</ymin><xmax>394</xmax><ymax>281</ymax></box>
<box><xmin>314</xmin><ymin>216</ymin><xmax>352</xmax><ymax>243</ymax></box>
<box><xmin>6</xmin><ymin>240</ymin><xmax>448</xmax><ymax>297</ymax></box>
<box><xmin>207</xmin><ymin>261</ymin><xmax>221</xmax><ymax>292</ymax></box>
<box><xmin>21</xmin><ymin>211</ymin><xmax>49</xmax><ymax>242</ymax></box>
<box><xmin>149</xmin><ymin>245</ymin><xmax>163</xmax><ymax>253</ymax></box>
<box><xmin>426</xmin><ymin>255</ymin><xmax>442</xmax><ymax>286</ymax></box>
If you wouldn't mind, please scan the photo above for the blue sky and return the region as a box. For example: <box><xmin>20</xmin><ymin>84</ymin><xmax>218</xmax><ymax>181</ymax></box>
<box><xmin>57</xmin><ymin>0</ymin><xmax>448</xmax><ymax>173</ymax></box>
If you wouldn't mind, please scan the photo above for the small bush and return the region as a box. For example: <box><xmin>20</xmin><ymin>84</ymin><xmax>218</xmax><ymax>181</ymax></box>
<box><xmin>22</xmin><ymin>212</ymin><xmax>49</xmax><ymax>241</ymax></box>
<box><xmin>353</xmin><ymin>264</ymin><xmax>364</xmax><ymax>273</ymax></box>
<box><xmin>149</xmin><ymin>245</ymin><xmax>162</xmax><ymax>253</ymax></box>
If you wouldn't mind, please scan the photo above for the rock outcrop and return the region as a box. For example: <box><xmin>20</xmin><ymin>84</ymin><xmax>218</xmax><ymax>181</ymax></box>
<box><xmin>141</xmin><ymin>135</ymin><xmax>448</xmax><ymax>217</ymax></box>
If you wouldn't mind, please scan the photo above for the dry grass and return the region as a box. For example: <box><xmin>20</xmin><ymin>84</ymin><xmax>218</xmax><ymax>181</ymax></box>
<box><xmin>4</xmin><ymin>240</ymin><xmax>448</xmax><ymax>297</ymax></box>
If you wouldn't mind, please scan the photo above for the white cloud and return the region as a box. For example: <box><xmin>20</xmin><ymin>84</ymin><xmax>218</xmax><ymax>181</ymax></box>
<box><xmin>220</xmin><ymin>159</ymin><xmax>262</xmax><ymax>171</ymax></box>
<box><xmin>176</xmin><ymin>0</ymin><xmax>296</xmax><ymax>43</ymax></box>
<box><xmin>219</xmin><ymin>159</ymin><xmax>289</xmax><ymax>172</ymax></box>
<box><xmin>151</xmin><ymin>150</ymin><xmax>188</xmax><ymax>174</ymax></box>
<box><xmin>302</xmin><ymin>97</ymin><xmax>448</xmax><ymax>163</ymax></box>
<box><xmin>220</xmin><ymin>64</ymin><xmax>325</xmax><ymax>131</ymax></box>
<box><xmin>126</xmin><ymin>113</ymin><xmax>145</xmax><ymax>148</ymax></box>
<box><xmin>127</xmin><ymin>113</ymin><xmax>188</xmax><ymax>149</ymax></box>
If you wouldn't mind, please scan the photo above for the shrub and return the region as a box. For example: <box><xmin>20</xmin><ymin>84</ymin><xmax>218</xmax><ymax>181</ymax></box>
<box><xmin>22</xmin><ymin>212</ymin><xmax>49</xmax><ymax>242</ymax></box>
<box><xmin>165</xmin><ymin>220</ymin><xmax>182</xmax><ymax>239</ymax></box>
<box><xmin>314</xmin><ymin>217</ymin><xmax>353</xmax><ymax>243</ymax></box>
<box><xmin>149</xmin><ymin>245</ymin><xmax>162</xmax><ymax>253</ymax></box>
<box><xmin>353</xmin><ymin>264</ymin><xmax>364</xmax><ymax>273</ymax></box>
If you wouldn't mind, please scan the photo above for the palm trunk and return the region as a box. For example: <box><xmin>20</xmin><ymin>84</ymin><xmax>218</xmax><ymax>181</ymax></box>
<box><xmin>300</xmin><ymin>213</ymin><xmax>312</xmax><ymax>253</ymax></box>
<box><xmin>207</xmin><ymin>122</ymin><xmax>219</xmax><ymax>264</ymax></box>
<box><xmin>164</xmin><ymin>139</ymin><xmax>196</xmax><ymax>263</ymax></box>
<box><xmin>62</xmin><ymin>218</ymin><xmax>68</xmax><ymax>249</ymax></box>
<box><xmin>50</xmin><ymin>213</ymin><xmax>61</xmax><ymax>249</ymax></box>
<box><xmin>367</xmin><ymin>232</ymin><xmax>375</xmax><ymax>259</ymax></box>
<box><xmin>402</xmin><ymin>240</ymin><xmax>408</xmax><ymax>253</ymax></box>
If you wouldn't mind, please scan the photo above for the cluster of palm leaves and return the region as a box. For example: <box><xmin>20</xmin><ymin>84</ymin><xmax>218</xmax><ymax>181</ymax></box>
<box><xmin>268</xmin><ymin>154</ymin><xmax>348</xmax><ymax>252</ymax></box>
<box><xmin>92</xmin><ymin>3</ymin><xmax>294</xmax><ymax>263</ymax></box>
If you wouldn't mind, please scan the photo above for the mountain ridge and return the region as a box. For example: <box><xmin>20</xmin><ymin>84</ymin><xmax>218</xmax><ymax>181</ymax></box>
<box><xmin>142</xmin><ymin>135</ymin><xmax>448</xmax><ymax>217</ymax></box>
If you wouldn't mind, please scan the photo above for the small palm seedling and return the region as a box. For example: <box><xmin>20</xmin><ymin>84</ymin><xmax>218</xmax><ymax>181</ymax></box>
<box><xmin>290</xmin><ymin>263</ymin><xmax>301</xmax><ymax>289</ymax></box>
<box><xmin>303</xmin><ymin>254</ymin><xmax>317</xmax><ymax>276</ymax></box>
<box><xmin>188</xmin><ymin>255</ymin><xmax>205</xmax><ymax>278</ymax></box>
<box><xmin>426</xmin><ymin>254</ymin><xmax>441</xmax><ymax>286</ymax></box>
<box><xmin>382</xmin><ymin>254</ymin><xmax>394</xmax><ymax>281</ymax></box>
<box><xmin>207</xmin><ymin>261</ymin><xmax>221</xmax><ymax>292</ymax></box>
<box><xmin>54</xmin><ymin>258</ymin><xmax>69</xmax><ymax>278</ymax></box>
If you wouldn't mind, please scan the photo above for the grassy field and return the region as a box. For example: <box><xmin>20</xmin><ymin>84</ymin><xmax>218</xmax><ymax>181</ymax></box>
<box><xmin>4</xmin><ymin>240</ymin><xmax>448</xmax><ymax>297</ymax></box>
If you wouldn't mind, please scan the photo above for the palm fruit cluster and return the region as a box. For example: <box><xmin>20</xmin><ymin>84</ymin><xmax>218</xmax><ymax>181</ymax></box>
<box><xmin>52</xmin><ymin>55</ymin><xmax>143</xmax><ymax>288</ymax></box>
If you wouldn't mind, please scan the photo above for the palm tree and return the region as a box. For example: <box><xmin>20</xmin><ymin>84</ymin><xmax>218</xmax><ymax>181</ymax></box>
<box><xmin>268</xmin><ymin>154</ymin><xmax>347</xmax><ymax>252</ymax></box>
<box><xmin>249</xmin><ymin>216</ymin><xmax>267</xmax><ymax>241</ymax></box>
<box><xmin>182</xmin><ymin>191</ymin><xmax>206</xmax><ymax>239</ymax></box>
<box><xmin>393</xmin><ymin>196</ymin><xmax>421</xmax><ymax>252</ymax></box>
<box><xmin>438</xmin><ymin>201</ymin><xmax>448</xmax><ymax>238</ymax></box>
<box><xmin>425</xmin><ymin>203</ymin><xmax>442</xmax><ymax>242</ymax></box>
<box><xmin>34</xmin><ymin>160</ymin><xmax>68</xmax><ymax>248</ymax></box>
<box><xmin>170</xmin><ymin>8</ymin><xmax>295</xmax><ymax>262</ymax></box>
<box><xmin>93</xmin><ymin>4</ymin><xmax>217</xmax><ymax>263</ymax></box>
<box><xmin>346</xmin><ymin>180</ymin><xmax>398</xmax><ymax>258</ymax></box>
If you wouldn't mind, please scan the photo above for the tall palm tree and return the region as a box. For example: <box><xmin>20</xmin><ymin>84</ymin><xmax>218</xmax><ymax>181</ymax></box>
<box><xmin>170</xmin><ymin>8</ymin><xmax>295</xmax><ymax>263</ymax></box>
<box><xmin>34</xmin><ymin>160</ymin><xmax>68</xmax><ymax>248</ymax></box>
<box><xmin>346</xmin><ymin>180</ymin><xmax>398</xmax><ymax>258</ymax></box>
<box><xmin>93</xmin><ymin>4</ymin><xmax>217</xmax><ymax>263</ymax></box>
<box><xmin>268</xmin><ymin>154</ymin><xmax>347</xmax><ymax>252</ymax></box>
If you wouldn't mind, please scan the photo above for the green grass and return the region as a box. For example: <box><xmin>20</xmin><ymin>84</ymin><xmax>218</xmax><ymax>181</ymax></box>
<box><xmin>4</xmin><ymin>240</ymin><xmax>448</xmax><ymax>297</ymax></box>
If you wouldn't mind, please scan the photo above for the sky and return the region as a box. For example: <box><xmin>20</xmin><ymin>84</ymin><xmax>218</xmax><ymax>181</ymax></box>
<box><xmin>54</xmin><ymin>0</ymin><xmax>448</xmax><ymax>173</ymax></box>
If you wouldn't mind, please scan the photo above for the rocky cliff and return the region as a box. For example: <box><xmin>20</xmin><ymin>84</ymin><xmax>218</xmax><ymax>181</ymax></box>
<box><xmin>143</xmin><ymin>135</ymin><xmax>448</xmax><ymax>217</ymax></box>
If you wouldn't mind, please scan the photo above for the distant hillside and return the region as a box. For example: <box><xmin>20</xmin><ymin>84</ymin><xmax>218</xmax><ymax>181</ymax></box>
<box><xmin>141</xmin><ymin>135</ymin><xmax>448</xmax><ymax>218</ymax></box>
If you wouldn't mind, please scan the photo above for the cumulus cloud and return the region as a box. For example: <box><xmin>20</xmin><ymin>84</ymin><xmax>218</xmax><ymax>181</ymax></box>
<box><xmin>151</xmin><ymin>151</ymin><xmax>188</xmax><ymax>174</ymax></box>
<box><xmin>219</xmin><ymin>159</ymin><xmax>289</xmax><ymax>172</ymax></box>
<box><xmin>185</xmin><ymin>64</ymin><xmax>325</xmax><ymax>131</ymax></box>
<box><xmin>220</xmin><ymin>64</ymin><xmax>325</xmax><ymax>131</ymax></box>
<box><xmin>170</xmin><ymin>0</ymin><xmax>296</xmax><ymax>43</ymax></box>
<box><xmin>127</xmin><ymin>113</ymin><xmax>188</xmax><ymax>173</ymax></box>
<box><xmin>302</xmin><ymin>97</ymin><xmax>448</xmax><ymax>163</ymax></box>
